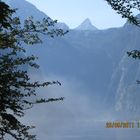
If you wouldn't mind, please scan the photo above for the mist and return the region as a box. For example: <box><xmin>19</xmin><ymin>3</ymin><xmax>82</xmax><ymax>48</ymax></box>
<box><xmin>20</xmin><ymin>73</ymin><xmax>140</xmax><ymax>140</ymax></box>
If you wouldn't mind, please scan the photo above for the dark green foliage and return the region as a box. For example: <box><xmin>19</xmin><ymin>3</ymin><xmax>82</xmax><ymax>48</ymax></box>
<box><xmin>0</xmin><ymin>1</ymin><xmax>67</xmax><ymax>139</ymax></box>
<box><xmin>0</xmin><ymin>1</ymin><xmax>15</xmax><ymax>29</ymax></box>
<box><xmin>127</xmin><ymin>50</ymin><xmax>140</xmax><ymax>59</ymax></box>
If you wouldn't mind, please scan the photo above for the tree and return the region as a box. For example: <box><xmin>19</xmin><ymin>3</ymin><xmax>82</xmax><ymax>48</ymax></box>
<box><xmin>0</xmin><ymin>1</ymin><xmax>67</xmax><ymax>139</ymax></box>
<box><xmin>105</xmin><ymin>0</ymin><xmax>140</xmax><ymax>61</ymax></box>
<box><xmin>105</xmin><ymin>0</ymin><xmax>140</xmax><ymax>26</ymax></box>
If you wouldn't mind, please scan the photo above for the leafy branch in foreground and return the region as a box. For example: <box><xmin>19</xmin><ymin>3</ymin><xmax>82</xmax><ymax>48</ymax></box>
<box><xmin>105</xmin><ymin>0</ymin><xmax>140</xmax><ymax>26</ymax></box>
<box><xmin>0</xmin><ymin>1</ymin><xmax>67</xmax><ymax>139</ymax></box>
<box><xmin>105</xmin><ymin>0</ymin><xmax>140</xmax><ymax>84</ymax></box>
<box><xmin>105</xmin><ymin>0</ymin><xmax>140</xmax><ymax>58</ymax></box>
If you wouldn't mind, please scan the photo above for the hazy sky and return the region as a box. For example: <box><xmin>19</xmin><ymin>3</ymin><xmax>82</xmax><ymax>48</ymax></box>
<box><xmin>26</xmin><ymin>0</ymin><xmax>126</xmax><ymax>29</ymax></box>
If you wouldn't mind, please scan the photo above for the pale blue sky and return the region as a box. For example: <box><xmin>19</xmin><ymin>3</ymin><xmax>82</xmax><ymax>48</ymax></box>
<box><xmin>26</xmin><ymin>0</ymin><xmax>126</xmax><ymax>29</ymax></box>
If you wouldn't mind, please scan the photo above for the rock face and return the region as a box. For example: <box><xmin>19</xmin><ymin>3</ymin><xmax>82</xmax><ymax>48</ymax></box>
<box><xmin>75</xmin><ymin>18</ymin><xmax>98</xmax><ymax>31</ymax></box>
<box><xmin>4</xmin><ymin>0</ymin><xmax>140</xmax><ymax>118</ymax></box>
<box><xmin>4</xmin><ymin>0</ymin><xmax>49</xmax><ymax>21</ymax></box>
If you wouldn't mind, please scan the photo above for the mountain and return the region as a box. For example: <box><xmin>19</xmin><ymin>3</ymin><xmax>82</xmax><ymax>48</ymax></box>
<box><xmin>3</xmin><ymin>0</ymin><xmax>70</xmax><ymax>31</ymax></box>
<box><xmin>32</xmin><ymin>23</ymin><xmax>140</xmax><ymax>119</ymax></box>
<box><xmin>55</xmin><ymin>22</ymin><xmax>69</xmax><ymax>30</ymax></box>
<box><xmin>3</xmin><ymin>0</ymin><xmax>140</xmax><ymax>139</ymax></box>
<box><xmin>5</xmin><ymin>0</ymin><xmax>140</xmax><ymax>117</ymax></box>
<box><xmin>75</xmin><ymin>18</ymin><xmax>98</xmax><ymax>31</ymax></box>
<box><xmin>123</xmin><ymin>14</ymin><xmax>140</xmax><ymax>28</ymax></box>
<box><xmin>3</xmin><ymin>0</ymin><xmax>49</xmax><ymax>21</ymax></box>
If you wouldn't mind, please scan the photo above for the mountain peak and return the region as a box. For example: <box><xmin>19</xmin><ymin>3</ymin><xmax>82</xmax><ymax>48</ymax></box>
<box><xmin>75</xmin><ymin>18</ymin><xmax>98</xmax><ymax>31</ymax></box>
<box><xmin>83</xmin><ymin>18</ymin><xmax>92</xmax><ymax>24</ymax></box>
